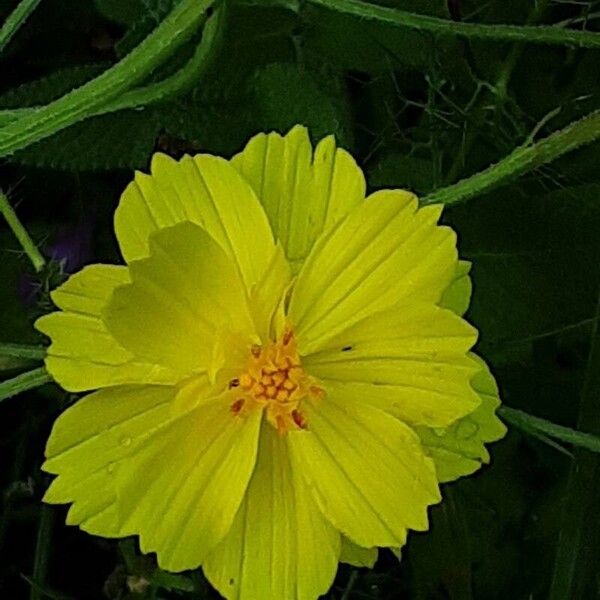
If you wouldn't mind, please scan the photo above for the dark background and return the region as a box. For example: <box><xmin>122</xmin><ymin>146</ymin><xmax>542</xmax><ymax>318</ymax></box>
<box><xmin>1</xmin><ymin>0</ymin><xmax>600</xmax><ymax>598</ymax></box>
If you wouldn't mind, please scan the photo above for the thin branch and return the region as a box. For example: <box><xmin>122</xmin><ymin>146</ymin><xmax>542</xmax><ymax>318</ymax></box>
<box><xmin>0</xmin><ymin>0</ymin><xmax>216</xmax><ymax>158</ymax></box>
<box><xmin>308</xmin><ymin>0</ymin><xmax>600</xmax><ymax>48</ymax></box>
<box><xmin>423</xmin><ymin>110</ymin><xmax>600</xmax><ymax>205</ymax></box>
<box><xmin>0</xmin><ymin>0</ymin><xmax>41</xmax><ymax>53</ymax></box>
<box><xmin>0</xmin><ymin>189</ymin><xmax>46</xmax><ymax>272</ymax></box>
<box><xmin>0</xmin><ymin>5</ymin><xmax>226</xmax><ymax>128</ymax></box>
<box><xmin>0</xmin><ymin>367</ymin><xmax>52</xmax><ymax>402</ymax></box>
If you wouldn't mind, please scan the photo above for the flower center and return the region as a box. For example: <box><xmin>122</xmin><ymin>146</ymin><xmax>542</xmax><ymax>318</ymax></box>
<box><xmin>229</xmin><ymin>329</ymin><xmax>322</xmax><ymax>434</ymax></box>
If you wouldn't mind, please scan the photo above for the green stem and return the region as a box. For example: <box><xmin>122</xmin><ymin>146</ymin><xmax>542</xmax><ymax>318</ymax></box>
<box><xmin>0</xmin><ymin>108</ymin><xmax>24</xmax><ymax>127</ymax></box>
<box><xmin>0</xmin><ymin>0</ymin><xmax>215</xmax><ymax>158</ymax></box>
<box><xmin>0</xmin><ymin>367</ymin><xmax>52</xmax><ymax>402</ymax></box>
<box><xmin>550</xmin><ymin>291</ymin><xmax>600</xmax><ymax>599</ymax></box>
<box><xmin>445</xmin><ymin>0</ymin><xmax>551</xmax><ymax>184</ymax></box>
<box><xmin>29</xmin><ymin>505</ymin><xmax>54</xmax><ymax>600</ymax></box>
<box><xmin>308</xmin><ymin>0</ymin><xmax>600</xmax><ymax>48</ymax></box>
<box><xmin>499</xmin><ymin>406</ymin><xmax>600</xmax><ymax>453</ymax></box>
<box><xmin>340</xmin><ymin>571</ymin><xmax>359</xmax><ymax>600</ymax></box>
<box><xmin>0</xmin><ymin>343</ymin><xmax>46</xmax><ymax>361</ymax></box>
<box><xmin>0</xmin><ymin>4</ymin><xmax>225</xmax><ymax>128</ymax></box>
<box><xmin>495</xmin><ymin>0</ymin><xmax>551</xmax><ymax>100</ymax></box>
<box><xmin>0</xmin><ymin>190</ymin><xmax>46</xmax><ymax>272</ymax></box>
<box><xmin>422</xmin><ymin>109</ymin><xmax>600</xmax><ymax>206</ymax></box>
<box><xmin>0</xmin><ymin>0</ymin><xmax>41</xmax><ymax>53</ymax></box>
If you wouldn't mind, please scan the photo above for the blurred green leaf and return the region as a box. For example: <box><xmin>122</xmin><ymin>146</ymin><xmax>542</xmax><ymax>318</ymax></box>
<box><xmin>250</xmin><ymin>63</ymin><xmax>353</xmax><ymax>145</ymax></box>
<box><xmin>10</xmin><ymin>107</ymin><xmax>163</xmax><ymax>170</ymax></box>
<box><xmin>0</xmin><ymin>64</ymin><xmax>106</xmax><ymax>108</ymax></box>
<box><xmin>115</xmin><ymin>0</ymin><xmax>178</xmax><ymax>58</ymax></box>
<box><xmin>446</xmin><ymin>184</ymin><xmax>600</xmax><ymax>362</ymax></box>
<box><xmin>93</xmin><ymin>0</ymin><xmax>145</xmax><ymax>26</ymax></box>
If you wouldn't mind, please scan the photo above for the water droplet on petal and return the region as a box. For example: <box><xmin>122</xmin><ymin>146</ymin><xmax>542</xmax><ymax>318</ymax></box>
<box><xmin>433</xmin><ymin>427</ymin><xmax>446</xmax><ymax>438</ymax></box>
<box><xmin>120</xmin><ymin>436</ymin><xmax>132</xmax><ymax>447</ymax></box>
<box><xmin>107</xmin><ymin>463</ymin><xmax>116</xmax><ymax>474</ymax></box>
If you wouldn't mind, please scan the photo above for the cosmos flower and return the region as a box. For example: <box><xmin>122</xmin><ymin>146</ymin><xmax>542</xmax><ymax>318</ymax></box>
<box><xmin>35</xmin><ymin>126</ymin><xmax>505</xmax><ymax>599</ymax></box>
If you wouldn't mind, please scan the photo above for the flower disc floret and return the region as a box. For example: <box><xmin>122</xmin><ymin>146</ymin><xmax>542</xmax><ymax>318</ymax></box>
<box><xmin>229</xmin><ymin>329</ymin><xmax>321</xmax><ymax>434</ymax></box>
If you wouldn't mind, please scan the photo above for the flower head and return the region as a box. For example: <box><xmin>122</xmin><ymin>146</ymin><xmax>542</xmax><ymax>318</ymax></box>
<box><xmin>36</xmin><ymin>126</ymin><xmax>506</xmax><ymax>599</ymax></box>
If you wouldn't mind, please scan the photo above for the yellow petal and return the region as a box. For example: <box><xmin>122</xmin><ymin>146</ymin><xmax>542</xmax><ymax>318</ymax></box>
<box><xmin>42</xmin><ymin>385</ymin><xmax>177</xmax><ymax>537</ymax></box>
<box><xmin>303</xmin><ymin>303</ymin><xmax>480</xmax><ymax>428</ymax></box>
<box><xmin>231</xmin><ymin>125</ymin><xmax>365</xmax><ymax>271</ymax></box>
<box><xmin>440</xmin><ymin>260</ymin><xmax>472</xmax><ymax>316</ymax></box>
<box><xmin>35</xmin><ymin>265</ymin><xmax>177</xmax><ymax>392</ymax></box>
<box><xmin>288</xmin><ymin>191</ymin><xmax>457</xmax><ymax>354</ymax></box>
<box><xmin>249</xmin><ymin>243</ymin><xmax>292</xmax><ymax>341</ymax></box>
<box><xmin>104</xmin><ymin>222</ymin><xmax>256</xmax><ymax>378</ymax></box>
<box><xmin>416</xmin><ymin>355</ymin><xmax>507</xmax><ymax>482</ymax></box>
<box><xmin>116</xmin><ymin>393</ymin><xmax>262</xmax><ymax>572</ymax></box>
<box><xmin>288</xmin><ymin>395</ymin><xmax>440</xmax><ymax>549</ymax></box>
<box><xmin>339</xmin><ymin>537</ymin><xmax>378</xmax><ymax>568</ymax></box>
<box><xmin>115</xmin><ymin>152</ymin><xmax>275</xmax><ymax>290</ymax></box>
<box><xmin>204</xmin><ymin>426</ymin><xmax>340</xmax><ymax>600</ymax></box>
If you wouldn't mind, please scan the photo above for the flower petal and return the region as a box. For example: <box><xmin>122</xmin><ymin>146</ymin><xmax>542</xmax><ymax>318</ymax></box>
<box><xmin>288</xmin><ymin>191</ymin><xmax>457</xmax><ymax>354</ymax></box>
<box><xmin>288</xmin><ymin>396</ymin><xmax>440</xmax><ymax>549</ymax></box>
<box><xmin>115</xmin><ymin>153</ymin><xmax>275</xmax><ymax>289</ymax></box>
<box><xmin>303</xmin><ymin>303</ymin><xmax>480</xmax><ymax>427</ymax></box>
<box><xmin>440</xmin><ymin>259</ymin><xmax>472</xmax><ymax>316</ymax></box>
<box><xmin>249</xmin><ymin>243</ymin><xmax>292</xmax><ymax>342</ymax></box>
<box><xmin>416</xmin><ymin>356</ymin><xmax>507</xmax><ymax>482</ymax></box>
<box><xmin>204</xmin><ymin>425</ymin><xmax>340</xmax><ymax>600</ymax></box>
<box><xmin>116</xmin><ymin>394</ymin><xmax>263</xmax><ymax>572</ymax></box>
<box><xmin>339</xmin><ymin>537</ymin><xmax>378</xmax><ymax>568</ymax></box>
<box><xmin>43</xmin><ymin>385</ymin><xmax>177</xmax><ymax>537</ymax></box>
<box><xmin>422</xmin><ymin>260</ymin><xmax>506</xmax><ymax>480</ymax></box>
<box><xmin>35</xmin><ymin>265</ymin><xmax>177</xmax><ymax>392</ymax></box>
<box><xmin>104</xmin><ymin>222</ymin><xmax>256</xmax><ymax>379</ymax></box>
<box><xmin>231</xmin><ymin>125</ymin><xmax>365</xmax><ymax>271</ymax></box>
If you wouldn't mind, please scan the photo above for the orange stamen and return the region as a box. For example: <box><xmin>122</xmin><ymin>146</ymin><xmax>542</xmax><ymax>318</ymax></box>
<box><xmin>230</xmin><ymin>328</ymin><xmax>323</xmax><ymax>433</ymax></box>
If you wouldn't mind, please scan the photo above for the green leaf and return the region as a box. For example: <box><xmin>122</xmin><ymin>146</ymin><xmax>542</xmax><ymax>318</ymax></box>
<box><xmin>550</xmin><ymin>292</ymin><xmax>600</xmax><ymax>599</ymax></box>
<box><xmin>10</xmin><ymin>107</ymin><xmax>164</xmax><ymax>170</ymax></box>
<box><xmin>0</xmin><ymin>65</ymin><xmax>106</xmax><ymax>108</ymax></box>
<box><xmin>93</xmin><ymin>0</ymin><xmax>145</xmax><ymax>26</ymax></box>
<box><xmin>250</xmin><ymin>63</ymin><xmax>353</xmax><ymax>146</ymax></box>
<box><xmin>0</xmin><ymin>64</ymin><xmax>162</xmax><ymax>170</ymax></box>
<box><xmin>115</xmin><ymin>1</ymin><xmax>178</xmax><ymax>58</ymax></box>
<box><xmin>446</xmin><ymin>183</ymin><xmax>600</xmax><ymax>362</ymax></box>
<box><xmin>369</xmin><ymin>153</ymin><xmax>436</xmax><ymax>195</ymax></box>
<box><xmin>303</xmin><ymin>6</ymin><xmax>449</xmax><ymax>74</ymax></box>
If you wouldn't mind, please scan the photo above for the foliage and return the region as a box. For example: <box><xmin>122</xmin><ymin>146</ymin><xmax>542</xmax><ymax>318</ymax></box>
<box><xmin>1</xmin><ymin>0</ymin><xmax>600</xmax><ymax>599</ymax></box>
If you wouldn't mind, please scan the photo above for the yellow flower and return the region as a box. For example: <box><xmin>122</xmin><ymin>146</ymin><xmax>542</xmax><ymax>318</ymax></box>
<box><xmin>36</xmin><ymin>126</ymin><xmax>506</xmax><ymax>599</ymax></box>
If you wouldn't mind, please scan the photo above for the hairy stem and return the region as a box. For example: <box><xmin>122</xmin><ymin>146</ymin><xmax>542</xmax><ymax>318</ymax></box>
<box><xmin>499</xmin><ymin>406</ymin><xmax>600</xmax><ymax>453</ymax></box>
<box><xmin>422</xmin><ymin>109</ymin><xmax>600</xmax><ymax>205</ymax></box>
<box><xmin>308</xmin><ymin>0</ymin><xmax>600</xmax><ymax>48</ymax></box>
<box><xmin>0</xmin><ymin>4</ymin><xmax>225</xmax><ymax>128</ymax></box>
<box><xmin>0</xmin><ymin>0</ymin><xmax>41</xmax><ymax>53</ymax></box>
<box><xmin>0</xmin><ymin>190</ymin><xmax>45</xmax><ymax>272</ymax></box>
<box><xmin>0</xmin><ymin>0</ymin><xmax>216</xmax><ymax>158</ymax></box>
<box><xmin>446</xmin><ymin>0</ymin><xmax>551</xmax><ymax>184</ymax></box>
<box><xmin>0</xmin><ymin>343</ymin><xmax>46</xmax><ymax>361</ymax></box>
<box><xmin>0</xmin><ymin>367</ymin><xmax>52</xmax><ymax>403</ymax></box>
